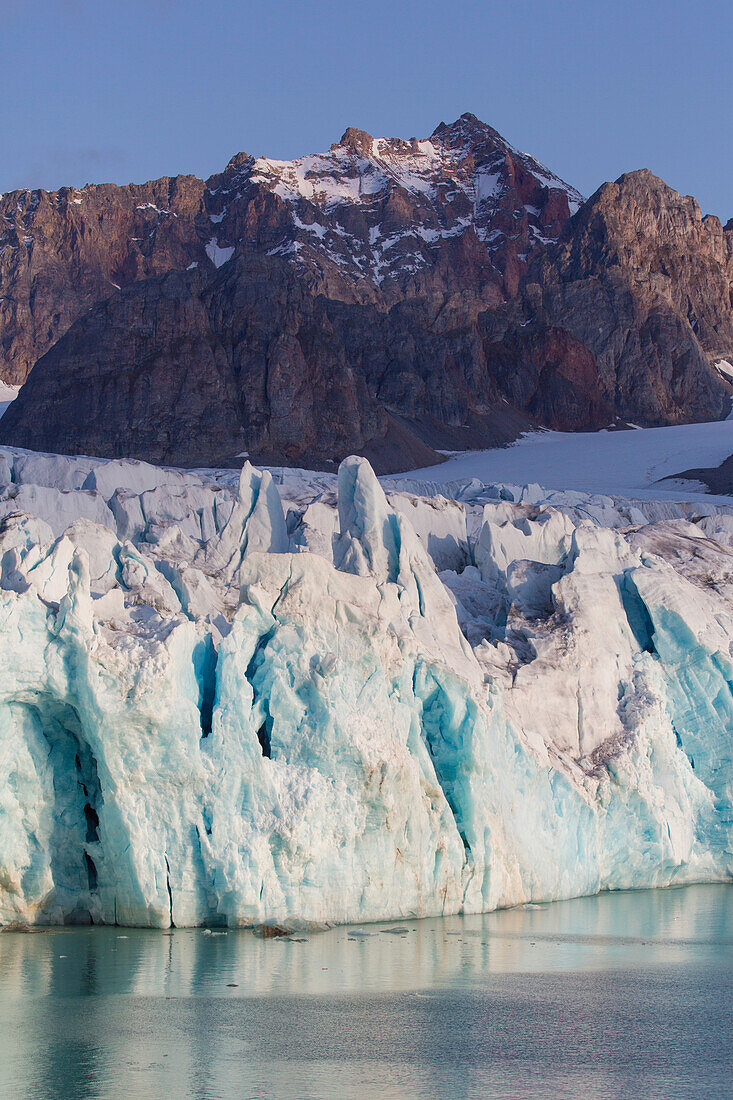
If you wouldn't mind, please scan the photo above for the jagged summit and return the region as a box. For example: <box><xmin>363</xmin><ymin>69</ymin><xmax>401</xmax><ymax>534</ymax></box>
<box><xmin>431</xmin><ymin>111</ymin><xmax>505</xmax><ymax>148</ymax></box>
<box><xmin>211</xmin><ymin>112</ymin><xmax>584</xmax><ymax>306</ymax></box>
<box><xmin>221</xmin><ymin>150</ymin><xmax>254</xmax><ymax>174</ymax></box>
<box><xmin>332</xmin><ymin>126</ymin><xmax>375</xmax><ymax>155</ymax></box>
<box><xmin>330</xmin><ymin>112</ymin><xmax>514</xmax><ymax>159</ymax></box>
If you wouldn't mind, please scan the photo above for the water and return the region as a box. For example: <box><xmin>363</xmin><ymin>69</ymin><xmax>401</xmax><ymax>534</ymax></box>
<box><xmin>1</xmin><ymin>885</ymin><xmax>731</xmax><ymax>1100</ymax></box>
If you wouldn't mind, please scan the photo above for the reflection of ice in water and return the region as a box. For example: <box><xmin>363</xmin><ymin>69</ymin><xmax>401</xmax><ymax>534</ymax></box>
<box><xmin>0</xmin><ymin>884</ymin><xmax>730</xmax><ymax>1000</ymax></box>
<box><xmin>0</xmin><ymin>885</ymin><xmax>730</xmax><ymax>1100</ymax></box>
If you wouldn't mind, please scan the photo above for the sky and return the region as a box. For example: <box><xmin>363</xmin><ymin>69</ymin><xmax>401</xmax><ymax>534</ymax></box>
<box><xmin>1</xmin><ymin>0</ymin><xmax>731</xmax><ymax>218</ymax></box>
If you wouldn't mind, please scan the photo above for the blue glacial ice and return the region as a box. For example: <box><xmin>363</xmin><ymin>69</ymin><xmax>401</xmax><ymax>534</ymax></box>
<box><xmin>0</xmin><ymin>447</ymin><xmax>730</xmax><ymax>927</ymax></box>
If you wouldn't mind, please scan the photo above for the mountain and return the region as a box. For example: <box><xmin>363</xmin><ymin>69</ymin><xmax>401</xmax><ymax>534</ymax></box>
<box><xmin>1</xmin><ymin>114</ymin><xmax>731</xmax><ymax>470</ymax></box>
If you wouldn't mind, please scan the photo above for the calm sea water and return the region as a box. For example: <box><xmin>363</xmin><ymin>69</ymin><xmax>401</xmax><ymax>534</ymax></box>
<box><xmin>0</xmin><ymin>885</ymin><xmax>731</xmax><ymax>1100</ymax></box>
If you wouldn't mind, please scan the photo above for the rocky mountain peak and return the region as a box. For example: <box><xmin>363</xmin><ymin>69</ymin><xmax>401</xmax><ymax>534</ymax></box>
<box><xmin>222</xmin><ymin>150</ymin><xmax>253</xmax><ymax>174</ymax></box>
<box><xmin>208</xmin><ymin>114</ymin><xmax>585</xmax><ymax>306</ymax></box>
<box><xmin>431</xmin><ymin>111</ymin><xmax>506</xmax><ymax>153</ymax></box>
<box><xmin>332</xmin><ymin>127</ymin><xmax>375</xmax><ymax>156</ymax></box>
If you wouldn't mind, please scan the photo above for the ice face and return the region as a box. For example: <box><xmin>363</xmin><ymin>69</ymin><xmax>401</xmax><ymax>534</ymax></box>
<box><xmin>0</xmin><ymin>448</ymin><xmax>730</xmax><ymax>927</ymax></box>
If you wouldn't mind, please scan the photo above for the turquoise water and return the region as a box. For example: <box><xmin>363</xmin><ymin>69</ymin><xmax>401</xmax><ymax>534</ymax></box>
<box><xmin>0</xmin><ymin>885</ymin><xmax>731</xmax><ymax>1099</ymax></box>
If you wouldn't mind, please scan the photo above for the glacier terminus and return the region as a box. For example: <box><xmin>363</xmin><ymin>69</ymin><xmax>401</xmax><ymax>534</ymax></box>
<box><xmin>0</xmin><ymin>445</ymin><xmax>731</xmax><ymax>928</ymax></box>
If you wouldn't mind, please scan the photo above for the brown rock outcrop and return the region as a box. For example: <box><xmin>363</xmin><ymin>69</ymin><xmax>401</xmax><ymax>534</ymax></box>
<box><xmin>496</xmin><ymin>169</ymin><xmax>733</xmax><ymax>426</ymax></box>
<box><xmin>0</xmin><ymin>177</ymin><xmax>208</xmax><ymax>384</ymax></box>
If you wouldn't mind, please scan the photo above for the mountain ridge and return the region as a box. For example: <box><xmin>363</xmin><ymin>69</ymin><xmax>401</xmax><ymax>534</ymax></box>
<box><xmin>1</xmin><ymin>114</ymin><xmax>731</xmax><ymax>471</ymax></box>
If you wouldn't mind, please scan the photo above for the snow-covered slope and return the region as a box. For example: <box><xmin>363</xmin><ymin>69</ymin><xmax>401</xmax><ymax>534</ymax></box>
<box><xmin>0</xmin><ymin>444</ymin><xmax>731</xmax><ymax>928</ymax></box>
<box><xmin>398</xmin><ymin>420</ymin><xmax>733</xmax><ymax>503</ymax></box>
<box><xmin>236</xmin><ymin>117</ymin><xmax>582</xmax><ymax>288</ymax></box>
<box><xmin>206</xmin><ymin>113</ymin><xmax>583</xmax><ymax>300</ymax></box>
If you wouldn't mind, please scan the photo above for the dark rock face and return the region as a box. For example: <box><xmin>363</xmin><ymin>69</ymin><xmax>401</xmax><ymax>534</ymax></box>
<box><xmin>1</xmin><ymin>118</ymin><xmax>732</xmax><ymax>471</ymax></box>
<box><xmin>520</xmin><ymin>170</ymin><xmax>733</xmax><ymax>425</ymax></box>
<box><xmin>0</xmin><ymin>256</ymin><xmax>555</xmax><ymax>470</ymax></box>
<box><xmin>0</xmin><ymin>177</ymin><xmax>207</xmax><ymax>385</ymax></box>
<box><xmin>675</xmin><ymin>452</ymin><xmax>733</xmax><ymax>495</ymax></box>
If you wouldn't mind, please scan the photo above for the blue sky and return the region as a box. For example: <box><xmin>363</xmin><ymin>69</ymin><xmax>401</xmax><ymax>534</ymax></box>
<box><xmin>2</xmin><ymin>0</ymin><xmax>731</xmax><ymax>217</ymax></box>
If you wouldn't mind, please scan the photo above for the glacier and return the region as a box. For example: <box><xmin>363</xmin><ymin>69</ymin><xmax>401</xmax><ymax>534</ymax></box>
<box><xmin>0</xmin><ymin>444</ymin><xmax>731</xmax><ymax>928</ymax></box>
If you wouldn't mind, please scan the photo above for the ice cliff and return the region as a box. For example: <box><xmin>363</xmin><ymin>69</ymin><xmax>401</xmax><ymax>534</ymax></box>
<box><xmin>0</xmin><ymin>447</ymin><xmax>731</xmax><ymax>927</ymax></box>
